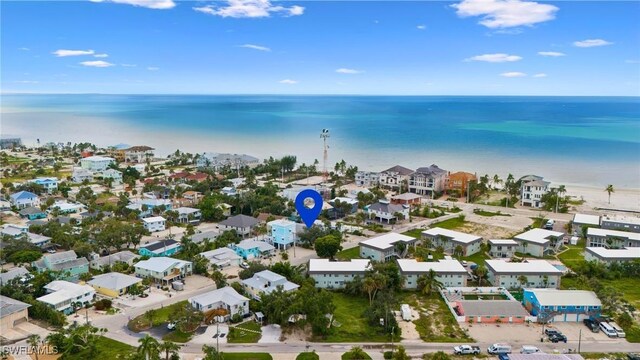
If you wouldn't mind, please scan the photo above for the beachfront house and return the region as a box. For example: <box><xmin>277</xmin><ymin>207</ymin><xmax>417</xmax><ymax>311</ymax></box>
<box><xmin>219</xmin><ymin>214</ymin><xmax>259</xmax><ymax>237</ymax></box>
<box><xmin>142</xmin><ymin>216</ymin><xmax>166</xmax><ymax>232</ymax></box>
<box><xmin>355</xmin><ymin>171</ymin><xmax>380</xmax><ymax>187</ymax></box>
<box><xmin>522</xmin><ymin>289</ymin><xmax>602</xmax><ymax>323</ymax></box>
<box><xmin>378</xmin><ymin>165</ymin><xmax>414</xmax><ymax>190</ymax></box>
<box><xmin>359</xmin><ymin>233</ymin><xmax>417</xmax><ymax>262</ymax></box>
<box><xmin>80</xmin><ymin>156</ymin><xmax>115</xmax><ymax>172</ymax></box>
<box><xmin>37</xmin><ymin>280</ymin><xmax>96</xmax><ymax>315</ymax></box>
<box><xmin>233</xmin><ymin>239</ymin><xmax>276</xmax><ymax>260</ymax></box>
<box><xmin>514</xmin><ymin>228</ymin><xmax>565</xmax><ymax>257</ymax></box>
<box><xmin>175</xmin><ymin>207</ymin><xmax>202</xmax><ymax>225</ymax></box>
<box><xmin>241</xmin><ymin>270</ymin><xmax>299</xmax><ymax>300</ymax></box>
<box><xmin>585</xmin><ymin>247</ymin><xmax>640</xmax><ymax>265</ymax></box>
<box><xmin>267</xmin><ymin>219</ymin><xmax>297</xmax><ymax>250</ymax></box>
<box><xmin>196</xmin><ymin>152</ymin><xmax>260</xmax><ymax>171</ymax></box>
<box><xmin>32</xmin><ymin>250</ymin><xmax>89</xmax><ymax>280</ymax></box>
<box><xmin>200</xmin><ymin>247</ymin><xmax>242</xmax><ymax>268</ymax></box>
<box><xmin>139</xmin><ymin>239</ymin><xmax>181</xmax><ymax>257</ymax></box>
<box><xmin>123</xmin><ymin>146</ymin><xmax>155</xmax><ymax>163</ymax></box>
<box><xmin>446</xmin><ymin>171</ymin><xmax>477</xmax><ymax>197</ymax></box>
<box><xmin>9</xmin><ymin>191</ymin><xmax>40</xmax><ymax>209</ymax></box>
<box><xmin>586</xmin><ymin>227</ymin><xmax>640</xmax><ymax>248</ymax></box>
<box><xmin>422</xmin><ymin>228</ymin><xmax>483</xmax><ymax>256</ymax></box>
<box><xmin>408</xmin><ymin>165</ymin><xmax>448</xmax><ymax>197</ymax></box>
<box><xmin>28</xmin><ymin>177</ymin><xmax>58</xmax><ymax>194</ymax></box>
<box><xmin>329</xmin><ymin>197</ymin><xmax>359</xmax><ymax>216</ymax></box>
<box><xmin>600</xmin><ymin>215</ymin><xmax>640</xmax><ymax>233</ymax></box>
<box><xmin>134</xmin><ymin>257</ymin><xmax>193</xmax><ymax>284</ymax></box>
<box><xmin>88</xmin><ymin>272</ymin><xmax>143</xmax><ymax>297</ymax></box>
<box><xmin>519</xmin><ymin>175</ymin><xmax>550</xmax><ymax>208</ymax></box>
<box><xmin>485</xmin><ymin>260</ymin><xmax>562</xmax><ymax>289</ymax></box>
<box><xmin>189</xmin><ymin>286</ymin><xmax>250</xmax><ymax>320</ymax></box>
<box><xmin>488</xmin><ymin>239</ymin><xmax>518</xmax><ymax>258</ymax></box>
<box><xmin>308</xmin><ymin>259</ymin><xmax>371</xmax><ymax>289</ymax></box>
<box><xmin>397</xmin><ymin>259</ymin><xmax>467</xmax><ymax>288</ymax></box>
<box><xmin>390</xmin><ymin>193</ymin><xmax>422</xmax><ymax>206</ymax></box>
<box><xmin>366</xmin><ymin>200</ymin><xmax>409</xmax><ymax>223</ymax></box>
<box><xmin>572</xmin><ymin>213</ymin><xmax>601</xmax><ymax>236</ymax></box>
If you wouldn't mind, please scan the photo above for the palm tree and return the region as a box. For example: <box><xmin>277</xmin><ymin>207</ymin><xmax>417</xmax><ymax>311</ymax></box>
<box><xmin>144</xmin><ymin>309</ymin><xmax>157</xmax><ymax>328</ymax></box>
<box><xmin>417</xmin><ymin>269</ymin><xmax>444</xmax><ymax>295</ymax></box>
<box><xmin>493</xmin><ymin>174</ymin><xmax>502</xmax><ymax>190</ymax></box>
<box><xmin>605</xmin><ymin>184</ymin><xmax>614</xmax><ymax>204</ymax></box>
<box><xmin>137</xmin><ymin>334</ymin><xmax>160</xmax><ymax>360</ymax></box>
<box><xmin>202</xmin><ymin>344</ymin><xmax>222</xmax><ymax>360</ymax></box>
<box><xmin>158</xmin><ymin>341</ymin><xmax>181</xmax><ymax>360</ymax></box>
<box><xmin>28</xmin><ymin>334</ymin><xmax>41</xmax><ymax>360</ymax></box>
<box><xmin>453</xmin><ymin>245</ymin><xmax>464</xmax><ymax>259</ymax></box>
<box><xmin>347</xmin><ymin>346</ymin><xmax>368</xmax><ymax>359</ymax></box>
<box><xmin>474</xmin><ymin>265</ymin><xmax>488</xmax><ymax>286</ymax></box>
<box><xmin>517</xmin><ymin>275</ymin><xmax>528</xmax><ymax>288</ymax></box>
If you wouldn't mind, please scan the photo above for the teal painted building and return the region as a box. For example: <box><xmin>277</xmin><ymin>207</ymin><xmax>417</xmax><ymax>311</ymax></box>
<box><xmin>32</xmin><ymin>250</ymin><xmax>89</xmax><ymax>281</ymax></box>
<box><xmin>138</xmin><ymin>239</ymin><xmax>182</xmax><ymax>257</ymax></box>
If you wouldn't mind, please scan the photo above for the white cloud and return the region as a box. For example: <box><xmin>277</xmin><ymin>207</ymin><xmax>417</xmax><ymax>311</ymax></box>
<box><xmin>452</xmin><ymin>0</ymin><xmax>558</xmax><ymax>28</ymax></box>
<box><xmin>238</xmin><ymin>44</ymin><xmax>271</xmax><ymax>52</ymax></box>
<box><xmin>466</xmin><ymin>53</ymin><xmax>522</xmax><ymax>62</ymax></box>
<box><xmin>53</xmin><ymin>49</ymin><xmax>95</xmax><ymax>57</ymax></box>
<box><xmin>14</xmin><ymin>80</ymin><xmax>39</xmax><ymax>84</ymax></box>
<box><xmin>500</xmin><ymin>71</ymin><xmax>527</xmax><ymax>77</ymax></box>
<box><xmin>193</xmin><ymin>0</ymin><xmax>304</xmax><ymax>18</ymax></box>
<box><xmin>94</xmin><ymin>53</ymin><xmax>109</xmax><ymax>58</ymax></box>
<box><xmin>533</xmin><ymin>73</ymin><xmax>547</xmax><ymax>78</ymax></box>
<box><xmin>279</xmin><ymin>79</ymin><xmax>298</xmax><ymax>84</ymax></box>
<box><xmin>89</xmin><ymin>0</ymin><xmax>175</xmax><ymax>9</ymax></box>
<box><xmin>573</xmin><ymin>39</ymin><xmax>613</xmax><ymax>48</ymax></box>
<box><xmin>538</xmin><ymin>51</ymin><xmax>565</xmax><ymax>57</ymax></box>
<box><xmin>80</xmin><ymin>60</ymin><xmax>115</xmax><ymax>68</ymax></box>
<box><xmin>336</xmin><ymin>68</ymin><xmax>363</xmax><ymax>74</ymax></box>
<box><xmin>19</xmin><ymin>47</ymin><xmax>30</xmax><ymax>51</ymax></box>
<box><xmin>121</xmin><ymin>63</ymin><xmax>137</xmax><ymax>67</ymax></box>
<box><xmin>417</xmin><ymin>25</ymin><xmax>426</xmax><ymax>30</ymax></box>
<box><xmin>147</xmin><ymin>67</ymin><xmax>160</xmax><ymax>71</ymax></box>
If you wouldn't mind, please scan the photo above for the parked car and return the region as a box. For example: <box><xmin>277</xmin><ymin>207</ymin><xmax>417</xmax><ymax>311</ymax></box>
<box><xmin>548</xmin><ymin>333</ymin><xmax>567</xmax><ymax>343</ymax></box>
<box><xmin>583</xmin><ymin>319</ymin><xmax>600</xmax><ymax>333</ymax></box>
<box><xmin>599</xmin><ymin>322</ymin><xmax>618</xmax><ymax>338</ymax></box>
<box><xmin>609</xmin><ymin>322</ymin><xmax>626</xmax><ymax>338</ymax></box>
<box><xmin>240</xmin><ymin>262</ymin><xmax>249</xmax><ymax>269</ymax></box>
<box><xmin>544</xmin><ymin>328</ymin><xmax>561</xmax><ymax>336</ymax></box>
<box><xmin>167</xmin><ymin>322</ymin><xmax>176</xmax><ymax>330</ymax></box>
<box><xmin>520</xmin><ymin>346</ymin><xmax>540</xmax><ymax>354</ymax></box>
<box><xmin>453</xmin><ymin>345</ymin><xmax>480</xmax><ymax>355</ymax></box>
<box><xmin>627</xmin><ymin>353</ymin><xmax>640</xmax><ymax>360</ymax></box>
<box><xmin>487</xmin><ymin>343</ymin><xmax>512</xmax><ymax>355</ymax></box>
<box><xmin>544</xmin><ymin>219</ymin><xmax>555</xmax><ymax>229</ymax></box>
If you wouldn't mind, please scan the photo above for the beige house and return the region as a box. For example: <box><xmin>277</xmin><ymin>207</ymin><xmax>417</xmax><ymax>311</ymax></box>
<box><xmin>0</xmin><ymin>295</ymin><xmax>30</xmax><ymax>330</ymax></box>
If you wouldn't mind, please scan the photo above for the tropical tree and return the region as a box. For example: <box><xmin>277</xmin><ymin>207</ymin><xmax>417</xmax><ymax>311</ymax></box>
<box><xmin>453</xmin><ymin>245</ymin><xmax>464</xmax><ymax>259</ymax></box>
<box><xmin>211</xmin><ymin>270</ymin><xmax>227</xmax><ymax>289</ymax></box>
<box><xmin>28</xmin><ymin>334</ymin><xmax>41</xmax><ymax>360</ymax></box>
<box><xmin>605</xmin><ymin>184</ymin><xmax>614</xmax><ymax>204</ymax></box>
<box><xmin>517</xmin><ymin>275</ymin><xmax>528</xmax><ymax>287</ymax></box>
<box><xmin>393</xmin><ymin>345</ymin><xmax>410</xmax><ymax>360</ymax></box>
<box><xmin>417</xmin><ymin>269</ymin><xmax>444</xmax><ymax>296</ymax></box>
<box><xmin>344</xmin><ymin>346</ymin><xmax>368</xmax><ymax>359</ymax></box>
<box><xmin>137</xmin><ymin>334</ymin><xmax>160</xmax><ymax>360</ymax></box>
<box><xmin>474</xmin><ymin>265</ymin><xmax>488</xmax><ymax>286</ymax></box>
<box><xmin>314</xmin><ymin>235</ymin><xmax>342</xmax><ymax>259</ymax></box>
<box><xmin>202</xmin><ymin>344</ymin><xmax>222</xmax><ymax>360</ymax></box>
<box><xmin>158</xmin><ymin>341</ymin><xmax>181</xmax><ymax>360</ymax></box>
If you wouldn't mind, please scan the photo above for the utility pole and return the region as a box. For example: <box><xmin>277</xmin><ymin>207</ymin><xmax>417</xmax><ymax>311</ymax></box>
<box><xmin>216</xmin><ymin>322</ymin><xmax>220</xmax><ymax>359</ymax></box>
<box><xmin>578</xmin><ymin>328</ymin><xmax>582</xmax><ymax>353</ymax></box>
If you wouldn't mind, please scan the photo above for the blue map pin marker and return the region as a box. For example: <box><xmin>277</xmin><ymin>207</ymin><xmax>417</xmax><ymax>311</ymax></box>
<box><xmin>295</xmin><ymin>189</ymin><xmax>323</xmax><ymax>228</ymax></box>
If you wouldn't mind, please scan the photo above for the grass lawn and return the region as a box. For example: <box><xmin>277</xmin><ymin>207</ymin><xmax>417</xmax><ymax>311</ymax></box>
<box><xmin>128</xmin><ymin>300</ymin><xmax>188</xmax><ymax>331</ymax></box>
<box><xmin>59</xmin><ymin>336</ymin><xmax>134</xmax><ymax>359</ymax></box>
<box><xmin>473</xmin><ymin>209</ymin><xmax>511</xmax><ymax>217</ymax></box>
<box><xmin>336</xmin><ymin>246</ymin><xmax>362</xmax><ymax>260</ymax></box>
<box><xmin>430</xmin><ymin>216</ymin><xmax>467</xmax><ymax>230</ymax></box>
<box><xmin>557</xmin><ymin>245</ymin><xmax>586</xmax><ymax>270</ymax></box>
<box><xmin>296</xmin><ymin>352</ymin><xmax>320</xmax><ymax>360</ymax></box>
<box><xmin>222</xmin><ymin>353</ymin><xmax>273</xmax><ymax>360</ymax></box>
<box><xmin>403</xmin><ymin>228</ymin><xmax>424</xmax><ymax>239</ymax></box>
<box><xmin>229</xmin><ymin>321</ymin><xmax>262</xmax><ymax>343</ymax></box>
<box><xmin>319</xmin><ymin>292</ymin><xmax>399</xmax><ymax>342</ymax></box>
<box><xmin>410</xmin><ymin>293</ymin><xmax>473</xmax><ymax>343</ymax></box>
<box><xmin>163</xmin><ymin>328</ymin><xmax>193</xmax><ymax>343</ymax></box>
<box><xmin>461</xmin><ymin>251</ymin><xmax>490</xmax><ymax>267</ymax></box>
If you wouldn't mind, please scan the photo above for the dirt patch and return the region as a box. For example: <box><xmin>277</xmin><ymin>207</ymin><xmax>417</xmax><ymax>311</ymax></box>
<box><xmin>280</xmin><ymin>323</ymin><xmax>311</xmax><ymax>342</ymax></box>
<box><xmin>455</xmin><ymin>220</ymin><xmax>522</xmax><ymax>240</ymax></box>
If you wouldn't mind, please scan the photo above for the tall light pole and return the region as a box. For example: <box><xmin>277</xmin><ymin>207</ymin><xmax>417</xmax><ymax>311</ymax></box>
<box><xmin>320</xmin><ymin>129</ymin><xmax>330</xmax><ymax>181</ymax></box>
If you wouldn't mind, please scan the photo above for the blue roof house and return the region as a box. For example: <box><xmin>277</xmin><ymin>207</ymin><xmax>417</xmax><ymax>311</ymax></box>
<box><xmin>138</xmin><ymin>239</ymin><xmax>182</xmax><ymax>257</ymax></box>
<box><xmin>233</xmin><ymin>239</ymin><xmax>275</xmax><ymax>260</ymax></box>
<box><xmin>10</xmin><ymin>191</ymin><xmax>41</xmax><ymax>209</ymax></box>
<box><xmin>522</xmin><ymin>289</ymin><xmax>602</xmax><ymax>323</ymax></box>
<box><xmin>267</xmin><ymin>219</ymin><xmax>297</xmax><ymax>250</ymax></box>
<box><xmin>30</xmin><ymin>177</ymin><xmax>58</xmax><ymax>194</ymax></box>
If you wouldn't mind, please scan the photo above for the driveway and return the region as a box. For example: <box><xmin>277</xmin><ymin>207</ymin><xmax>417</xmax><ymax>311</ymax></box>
<box><xmin>259</xmin><ymin>324</ymin><xmax>282</xmax><ymax>343</ymax></box>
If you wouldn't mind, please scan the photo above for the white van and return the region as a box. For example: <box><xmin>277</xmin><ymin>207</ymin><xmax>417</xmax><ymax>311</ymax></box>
<box><xmin>544</xmin><ymin>219</ymin><xmax>555</xmax><ymax>229</ymax></box>
<box><xmin>520</xmin><ymin>345</ymin><xmax>540</xmax><ymax>354</ymax></box>
<box><xmin>609</xmin><ymin>322</ymin><xmax>626</xmax><ymax>338</ymax></box>
<box><xmin>599</xmin><ymin>322</ymin><xmax>618</xmax><ymax>337</ymax></box>
<box><xmin>488</xmin><ymin>343</ymin><xmax>512</xmax><ymax>355</ymax></box>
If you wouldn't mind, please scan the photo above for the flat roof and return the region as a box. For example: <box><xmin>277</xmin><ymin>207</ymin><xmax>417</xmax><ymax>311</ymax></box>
<box><xmin>360</xmin><ymin>233</ymin><xmax>416</xmax><ymax>250</ymax></box>
<box><xmin>236</xmin><ymin>239</ymin><xmax>275</xmax><ymax>252</ymax></box>
<box><xmin>143</xmin><ymin>216</ymin><xmax>166</xmax><ymax>223</ymax></box>
<box><xmin>585</xmin><ymin>247</ymin><xmax>640</xmax><ymax>260</ymax></box>
<box><xmin>514</xmin><ymin>228</ymin><xmax>564</xmax><ymax>245</ymax></box>
<box><xmin>189</xmin><ymin>286</ymin><xmax>248</xmax><ymax>307</ymax></box>
<box><xmin>391</xmin><ymin>193</ymin><xmax>422</xmax><ymax>201</ymax></box>
<box><xmin>135</xmin><ymin>257</ymin><xmax>191</xmax><ymax>272</ymax></box>
<box><xmin>88</xmin><ymin>272</ymin><xmax>141</xmax><ymax>291</ymax></box>
<box><xmin>601</xmin><ymin>215</ymin><xmax>640</xmax><ymax>225</ymax></box>
<box><xmin>422</xmin><ymin>227</ymin><xmax>482</xmax><ymax>244</ymax></box>
<box><xmin>572</xmin><ymin>213</ymin><xmax>600</xmax><ymax>226</ymax></box>
<box><xmin>308</xmin><ymin>259</ymin><xmax>371</xmax><ymax>273</ymax></box>
<box><xmin>485</xmin><ymin>260</ymin><xmax>563</xmax><ymax>275</ymax></box>
<box><xmin>587</xmin><ymin>227</ymin><xmax>640</xmax><ymax>241</ymax></box>
<box><xmin>527</xmin><ymin>289</ymin><xmax>601</xmax><ymax>307</ymax></box>
<box><xmin>489</xmin><ymin>239</ymin><xmax>518</xmax><ymax>245</ymax></box>
<box><xmin>457</xmin><ymin>300</ymin><xmax>529</xmax><ymax>317</ymax></box>
<box><xmin>397</xmin><ymin>259</ymin><xmax>467</xmax><ymax>274</ymax></box>
<box><xmin>0</xmin><ymin>295</ymin><xmax>30</xmax><ymax>318</ymax></box>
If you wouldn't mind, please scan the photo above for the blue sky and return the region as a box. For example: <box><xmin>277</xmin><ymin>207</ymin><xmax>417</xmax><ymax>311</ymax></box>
<box><xmin>2</xmin><ymin>0</ymin><xmax>639</xmax><ymax>95</ymax></box>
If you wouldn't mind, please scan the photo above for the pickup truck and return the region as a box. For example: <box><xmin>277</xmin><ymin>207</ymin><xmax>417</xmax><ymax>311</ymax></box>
<box><xmin>454</xmin><ymin>345</ymin><xmax>481</xmax><ymax>355</ymax></box>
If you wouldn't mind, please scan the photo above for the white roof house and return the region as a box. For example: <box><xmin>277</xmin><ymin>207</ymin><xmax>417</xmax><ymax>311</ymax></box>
<box><xmin>489</xmin><ymin>239</ymin><xmax>518</xmax><ymax>246</ymax></box>
<box><xmin>514</xmin><ymin>228</ymin><xmax>564</xmax><ymax>245</ymax></box>
<box><xmin>308</xmin><ymin>259</ymin><xmax>371</xmax><ymax>274</ymax></box>
<box><xmin>360</xmin><ymin>233</ymin><xmax>415</xmax><ymax>250</ymax></box>
<box><xmin>241</xmin><ymin>270</ymin><xmax>299</xmax><ymax>299</ymax></box>
<box><xmin>485</xmin><ymin>260</ymin><xmax>563</xmax><ymax>275</ymax></box>
<box><xmin>189</xmin><ymin>286</ymin><xmax>249</xmax><ymax>316</ymax></box>
<box><xmin>88</xmin><ymin>272</ymin><xmax>142</xmax><ymax>293</ymax></box>
<box><xmin>527</xmin><ymin>289</ymin><xmax>601</xmax><ymax>307</ymax></box>
<box><xmin>572</xmin><ymin>214</ymin><xmax>601</xmax><ymax>227</ymax></box>
<box><xmin>135</xmin><ymin>257</ymin><xmax>191</xmax><ymax>273</ymax></box>
<box><xmin>585</xmin><ymin>247</ymin><xmax>640</xmax><ymax>261</ymax></box>
<box><xmin>200</xmin><ymin>247</ymin><xmax>242</xmax><ymax>268</ymax></box>
<box><xmin>236</xmin><ymin>239</ymin><xmax>276</xmax><ymax>252</ymax></box>
<box><xmin>422</xmin><ymin>228</ymin><xmax>482</xmax><ymax>244</ymax></box>
<box><xmin>587</xmin><ymin>227</ymin><xmax>640</xmax><ymax>241</ymax></box>
<box><xmin>143</xmin><ymin>216</ymin><xmax>166</xmax><ymax>224</ymax></box>
<box><xmin>397</xmin><ymin>259</ymin><xmax>467</xmax><ymax>274</ymax></box>
<box><xmin>37</xmin><ymin>281</ymin><xmax>95</xmax><ymax>311</ymax></box>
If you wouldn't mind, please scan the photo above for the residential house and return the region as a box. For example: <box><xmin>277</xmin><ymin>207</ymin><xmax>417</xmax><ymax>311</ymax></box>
<box><xmin>0</xmin><ymin>267</ymin><xmax>29</xmax><ymax>286</ymax></box>
<box><xmin>485</xmin><ymin>260</ymin><xmax>562</xmax><ymax>289</ymax></box>
<box><xmin>572</xmin><ymin>214</ymin><xmax>601</xmax><ymax>236</ymax></box>
<box><xmin>107</xmin><ymin>144</ymin><xmax>131</xmax><ymax>162</ymax></box>
<box><xmin>408</xmin><ymin>165</ymin><xmax>448</xmax><ymax>197</ymax></box>
<box><xmin>378</xmin><ymin>165</ymin><xmax>414</xmax><ymax>190</ymax></box>
<box><xmin>29</xmin><ymin>177</ymin><xmax>58</xmax><ymax>194</ymax></box>
<box><xmin>175</xmin><ymin>207</ymin><xmax>202</xmax><ymax>225</ymax></box>
<box><xmin>329</xmin><ymin>197</ymin><xmax>359</xmax><ymax>216</ymax></box>
<box><xmin>80</xmin><ymin>156</ymin><xmax>115</xmax><ymax>172</ymax></box>
<box><xmin>359</xmin><ymin>233</ymin><xmax>418</xmax><ymax>262</ymax></box>
<box><xmin>219</xmin><ymin>214</ymin><xmax>259</xmax><ymax>237</ymax></box>
<box><xmin>32</xmin><ymin>250</ymin><xmax>89</xmax><ymax>280</ymax></box>
<box><xmin>422</xmin><ymin>228</ymin><xmax>483</xmax><ymax>256</ymax></box>
<box><xmin>308</xmin><ymin>259</ymin><xmax>371</xmax><ymax>289</ymax></box>
<box><xmin>520</xmin><ymin>175</ymin><xmax>550</xmax><ymax>208</ymax></box>
<box><xmin>397</xmin><ymin>259</ymin><xmax>467</xmax><ymax>288</ymax></box>
<box><xmin>123</xmin><ymin>146</ymin><xmax>155</xmax><ymax>163</ymax></box>
<box><xmin>586</xmin><ymin>227</ymin><xmax>640</xmax><ymax>248</ymax></box>
<box><xmin>9</xmin><ymin>191</ymin><xmax>40</xmax><ymax>209</ymax></box>
<box><xmin>19</xmin><ymin>206</ymin><xmax>47</xmax><ymax>220</ymax></box>
<box><xmin>89</xmin><ymin>251</ymin><xmax>139</xmax><ymax>270</ymax></box>
<box><xmin>241</xmin><ymin>270</ymin><xmax>299</xmax><ymax>300</ymax></box>
<box><xmin>37</xmin><ymin>280</ymin><xmax>95</xmax><ymax>315</ymax></box>
<box><xmin>446</xmin><ymin>171</ymin><xmax>477</xmax><ymax>197</ymax></box>
<box><xmin>101</xmin><ymin>168</ymin><xmax>123</xmax><ymax>185</ymax></box>
<box><xmin>522</xmin><ymin>289</ymin><xmax>602</xmax><ymax>322</ymax></box>
<box><xmin>196</xmin><ymin>152</ymin><xmax>260</xmax><ymax>170</ymax></box>
<box><xmin>366</xmin><ymin>200</ymin><xmax>409</xmax><ymax>223</ymax></box>
<box><xmin>0</xmin><ymin>295</ymin><xmax>30</xmax><ymax>330</ymax></box>
<box><xmin>585</xmin><ymin>247</ymin><xmax>640</xmax><ymax>265</ymax></box>
<box><xmin>88</xmin><ymin>272</ymin><xmax>143</xmax><ymax>297</ymax></box>
<box><xmin>0</xmin><ymin>200</ymin><xmax>11</xmax><ymax>211</ymax></box>
<box><xmin>217</xmin><ymin>203</ymin><xmax>232</xmax><ymax>217</ymax></box>
<box><xmin>0</xmin><ymin>137</ymin><xmax>22</xmax><ymax>149</ymax></box>
<box><xmin>50</xmin><ymin>201</ymin><xmax>84</xmax><ymax>214</ymax></box>
<box><xmin>1</xmin><ymin>224</ymin><xmax>51</xmax><ymax>248</ymax></box>
<box><xmin>189</xmin><ymin>286</ymin><xmax>250</xmax><ymax>320</ymax></box>
<box><xmin>72</xmin><ymin>167</ymin><xmax>94</xmax><ymax>183</ymax></box>
<box><xmin>191</xmin><ymin>230</ymin><xmax>219</xmax><ymax>244</ymax></box>
<box><xmin>268</xmin><ymin>219</ymin><xmax>297</xmax><ymax>250</ymax></box>
<box><xmin>354</xmin><ymin>171</ymin><xmax>380</xmax><ymax>187</ymax></box>
<box><xmin>200</xmin><ymin>248</ymin><xmax>242</xmax><ymax>268</ymax></box>
<box><xmin>127</xmin><ymin>198</ymin><xmax>172</xmax><ymax>218</ymax></box>
<box><xmin>514</xmin><ymin>228</ymin><xmax>565</xmax><ymax>257</ymax></box>
<box><xmin>234</xmin><ymin>239</ymin><xmax>275</xmax><ymax>260</ymax></box>
<box><xmin>221</xmin><ymin>187</ymin><xmax>237</xmax><ymax>196</ymax></box>
<box><xmin>186</xmin><ymin>172</ymin><xmax>210</xmax><ymax>183</ymax></box>
<box><xmin>600</xmin><ymin>215</ymin><xmax>640</xmax><ymax>233</ymax></box>
<box><xmin>139</xmin><ymin>239</ymin><xmax>181</xmax><ymax>257</ymax></box>
<box><xmin>390</xmin><ymin>193</ymin><xmax>421</xmax><ymax>206</ymax></box>
<box><xmin>134</xmin><ymin>257</ymin><xmax>193</xmax><ymax>284</ymax></box>
<box><xmin>142</xmin><ymin>216</ymin><xmax>166</xmax><ymax>232</ymax></box>
<box><xmin>488</xmin><ymin>239</ymin><xmax>518</xmax><ymax>258</ymax></box>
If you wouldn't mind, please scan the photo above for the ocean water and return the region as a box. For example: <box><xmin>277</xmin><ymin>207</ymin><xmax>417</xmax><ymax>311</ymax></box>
<box><xmin>2</xmin><ymin>95</ymin><xmax>639</xmax><ymax>188</ymax></box>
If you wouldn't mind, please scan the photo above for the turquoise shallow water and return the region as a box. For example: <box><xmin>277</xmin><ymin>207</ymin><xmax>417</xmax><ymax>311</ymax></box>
<box><xmin>2</xmin><ymin>95</ymin><xmax>640</xmax><ymax>186</ymax></box>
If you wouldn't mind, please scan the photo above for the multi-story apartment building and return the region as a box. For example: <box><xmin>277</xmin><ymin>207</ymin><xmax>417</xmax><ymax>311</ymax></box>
<box><xmin>408</xmin><ymin>165</ymin><xmax>448</xmax><ymax>197</ymax></box>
